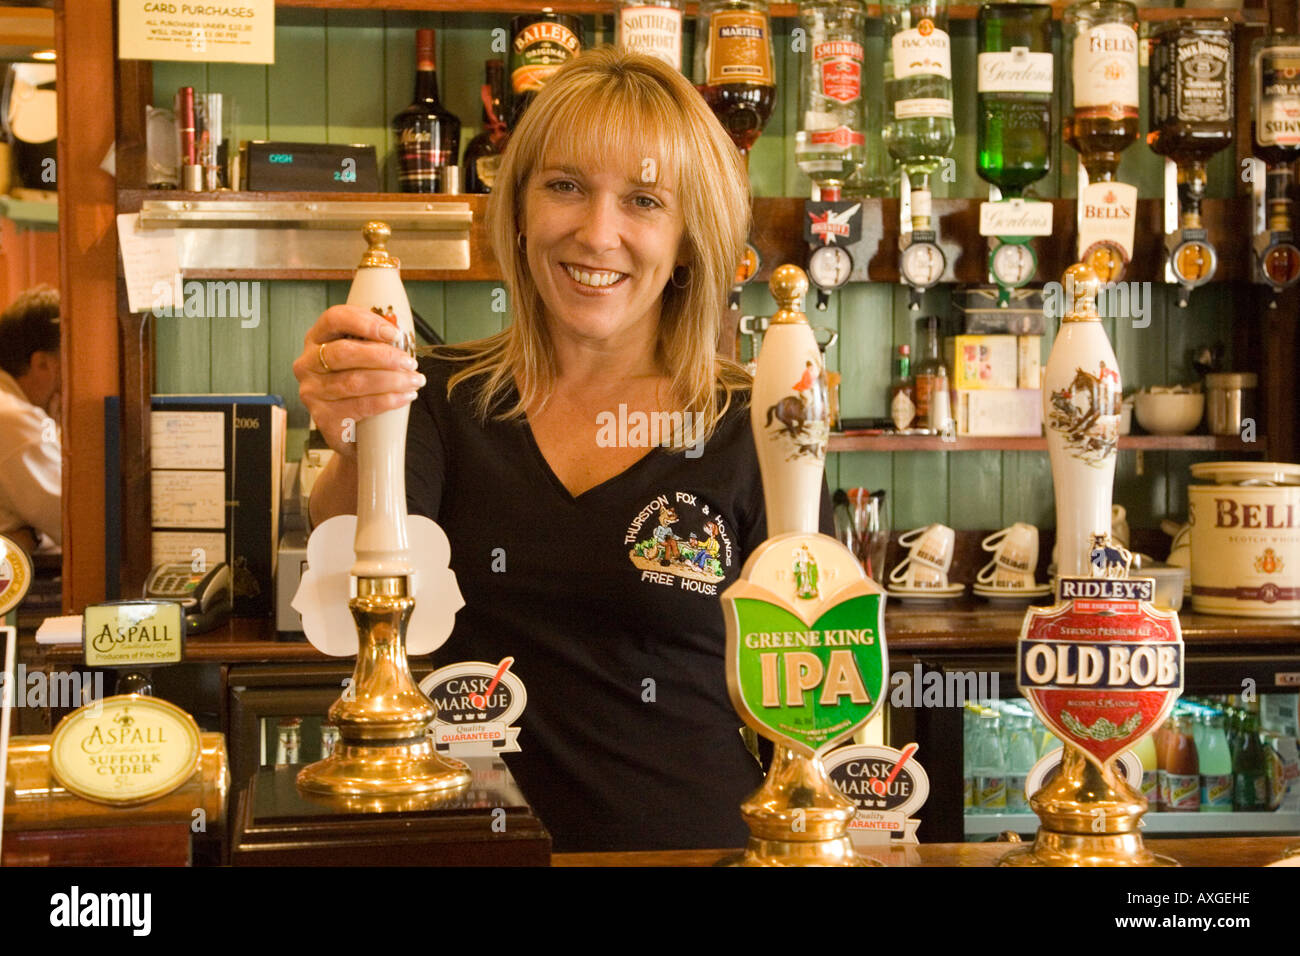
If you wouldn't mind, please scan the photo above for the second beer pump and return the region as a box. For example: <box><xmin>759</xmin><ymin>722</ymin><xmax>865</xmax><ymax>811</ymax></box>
<box><xmin>297</xmin><ymin>223</ymin><xmax>472</xmax><ymax>800</ymax></box>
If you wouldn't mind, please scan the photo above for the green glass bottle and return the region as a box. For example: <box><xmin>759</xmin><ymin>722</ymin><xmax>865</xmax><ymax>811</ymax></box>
<box><xmin>977</xmin><ymin>2</ymin><xmax>1053</xmax><ymax>198</ymax></box>
<box><xmin>1232</xmin><ymin>703</ymin><xmax>1270</xmax><ymax>811</ymax></box>
<box><xmin>882</xmin><ymin>0</ymin><xmax>954</xmax><ymax>186</ymax></box>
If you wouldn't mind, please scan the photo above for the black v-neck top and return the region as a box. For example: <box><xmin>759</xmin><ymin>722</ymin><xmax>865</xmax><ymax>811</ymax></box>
<box><xmin>406</xmin><ymin>355</ymin><xmax>832</xmax><ymax>852</ymax></box>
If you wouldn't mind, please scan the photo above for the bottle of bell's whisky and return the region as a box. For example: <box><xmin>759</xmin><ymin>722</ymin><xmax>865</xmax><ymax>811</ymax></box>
<box><xmin>392</xmin><ymin>29</ymin><xmax>461</xmax><ymax>194</ymax></box>
<box><xmin>694</xmin><ymin>0</ymin><xmax>777</xmax><ymax>156</ymax></box>
<box><xmin>796</xmin><ymin>0</ymin><xmax>868</xmax><ymax>201</ymax></box>
<box><xmin>1065</xmin><ymin>0</ymin><xmax>1139</xmax><ymax>182</ymax></box>
<box><xmin>977</xmin><ymin>2</ymin><xmax>1053</xmax><ymax>198</ymax></box>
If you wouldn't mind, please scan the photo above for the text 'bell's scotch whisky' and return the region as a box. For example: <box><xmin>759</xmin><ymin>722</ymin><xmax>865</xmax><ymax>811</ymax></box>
<box><xmin>1065</xmin><ymin>0</ymin><xmax>1139</xmax><ymax>182</ymax></box>
<box><xmin>882</xmin><ymin>0</ymin><xmax>954</xmax><ymax>184</ymax></box>
<box><xmin>462</xmin><ymin>59</ymin><xmax>508</xmax><ymax>194</ymax></box>
<box><xmin>796</xmin><ymin>0</ymin><xmax>868</xmax><ymax>201</ymax></box>
<box><xmin>392</xmin><ymin>29</ymin><xmax>461</xmax><ymax>194</ymax></box>
<box><xmin>616</xmin><ymin>0</ymin><xmax>684</xmax><ymax>71</ymax></box>
<box><xmin>694</xmin><ymin>0</ymin><xmax>777</xmax><ymax>156</ymax></box>
<box><xmin>977</xmin><ymin>3</ymin><xmax>1053</xmax><ymax>198</ymax></box>
<box><xmin>509</xmin><ymin>11</ymin><xmax>584</xmax><ymax>128</ymax></box>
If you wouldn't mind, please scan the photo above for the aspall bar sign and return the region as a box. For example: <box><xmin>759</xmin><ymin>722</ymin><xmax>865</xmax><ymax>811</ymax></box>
<box><xmin>1018</xmin><ymin>576</ymin><xmax>1183</xmax><ymax>768</ymax></box>
<box><xmin>724</xmin><ymin>533</ymin><xmax>887</xmax><ymax>757</ymax></box>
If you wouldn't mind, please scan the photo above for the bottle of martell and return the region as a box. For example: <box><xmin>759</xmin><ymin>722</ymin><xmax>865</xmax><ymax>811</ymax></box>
<box><xmin>392</xmin><ymin>29</ymin><xmax>461</xmax><ymax>193</ymax></box>
<box><xmin>693</xmin><ymin>0</ymin><xmax>777</xmax><ymax>156</ymax></box>
<box><xmin>1064</xmin><ymin>0</ymin><xmax>1140</xmax><ymax>182</ymax></box>
<box><xmin>462</xmin><ymin>59</ymin><xmax>509</xmax><ymax>194</ymax></box>
<box><xmin>889</xmin><ymin>344</ymin><xmax>916</xmax><ymax>430</ymax></box>
<box><xmin>509</xmin><ymin>9</ymin><xmax>584</xmax><ymax>128</ymax></box>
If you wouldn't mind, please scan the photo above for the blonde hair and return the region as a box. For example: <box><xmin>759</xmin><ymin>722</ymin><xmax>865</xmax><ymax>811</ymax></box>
<box><xmin>434</xmin><ymin>45</ymin><xmax>753</xmax><ymax>447</ymax></box>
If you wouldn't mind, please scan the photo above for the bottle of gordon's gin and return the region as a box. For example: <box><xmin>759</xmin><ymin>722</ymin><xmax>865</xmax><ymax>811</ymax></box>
<box><xmin>977</xmin><ymin>2</ymin><xmax>1053</xmax><ymax>198</ymax></box>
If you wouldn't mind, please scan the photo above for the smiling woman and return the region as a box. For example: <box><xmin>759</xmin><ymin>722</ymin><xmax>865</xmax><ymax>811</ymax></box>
<box><xmin>295</xmin><ymin>46</ymin><xmax>833</xmax><ymax>853</ymax></box>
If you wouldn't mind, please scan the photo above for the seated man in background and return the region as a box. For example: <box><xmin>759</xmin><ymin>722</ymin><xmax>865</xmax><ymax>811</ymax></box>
<box><xmin>0</xmin><ymin>286</ymin><xmax>61</xmax><ymax>554</ymax></box>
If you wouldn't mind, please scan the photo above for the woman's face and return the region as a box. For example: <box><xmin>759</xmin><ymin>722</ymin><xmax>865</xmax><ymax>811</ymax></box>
<box><xmin>520</xmin><ymin>150</ymin><xmax>686</xmax><ymax>354</ymax></box>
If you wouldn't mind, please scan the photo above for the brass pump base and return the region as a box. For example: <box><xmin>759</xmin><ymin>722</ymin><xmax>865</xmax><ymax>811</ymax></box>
<box><xmin>998</xmin><ymin>745</ymin><xmax>1178</xmax><ymax>867</ymax></box>
<box><xmin>297</xmin><ymin>577</ymin><xmax>471</xmax><ymax>799</ymax></box>
<box><xmin>720</xmin><ymin>746</ymin><xmax>877</xmax><ymax>867</ymax></box>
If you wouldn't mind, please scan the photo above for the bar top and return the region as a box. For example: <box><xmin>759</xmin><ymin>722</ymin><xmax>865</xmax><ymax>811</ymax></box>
<box><xmin>552</xmin><ymin>836</ymin><xmax>1300</xmax><ymax>867</ymax></box>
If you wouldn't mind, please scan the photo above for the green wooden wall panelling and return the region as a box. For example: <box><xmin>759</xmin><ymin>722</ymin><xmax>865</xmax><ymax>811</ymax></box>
<box><xmin>146</xmin><ymin>12</ymin><xmax>1242</xmax><ymax>540</ymax></box>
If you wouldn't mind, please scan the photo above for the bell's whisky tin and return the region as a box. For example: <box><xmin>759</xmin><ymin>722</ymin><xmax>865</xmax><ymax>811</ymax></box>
<box><xmin>1189</xmin><ymin>468</ymin><xmax>1300</xmax><ymax>617</ymax></box>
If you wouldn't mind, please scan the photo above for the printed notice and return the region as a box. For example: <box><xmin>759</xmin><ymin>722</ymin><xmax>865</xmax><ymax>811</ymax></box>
<box><xmin>117</xmin><ymin>213</ymin><xmax>181</xmax><ymax>315</ymax></box>
<box><xmin>152</xmin><ymin>530</ymin><xmax>228</xmax><ymax>568</ymax></box>
<box><xmin>119</xmin><ymin>0</ymin><xmax>275</xmax><ymax>65</ymax></box>
<box><xmin>151</xmin><ymin>471</ymin><xmax>226</xmax><ymax>529</ymax></box>
<box><xmin>151</xmin><ymin>411</ymin><xmax>225</xmax><ymax>470</ymax></box>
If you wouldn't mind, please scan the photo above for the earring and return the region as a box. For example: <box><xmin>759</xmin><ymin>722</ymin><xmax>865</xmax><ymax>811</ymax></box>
<box><xmin>517</xmin><ymin>233</ymin><xmax>526</xmax><ymax>252</ymax></box>
<box><xmin>670</xmin><ymin>265</ymin><xmax>689</xmax><ymax>289</ymax></box>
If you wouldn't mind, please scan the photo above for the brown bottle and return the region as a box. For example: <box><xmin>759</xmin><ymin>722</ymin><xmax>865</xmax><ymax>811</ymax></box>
<box><xmin>1064</xmin><ymin>0</ymin><xmax>1140</xmax><ymax>182</ymax></box>
<box><xmin>693</xmin><ymin>0</ymin><xmax>777</xmax><ymax>155</ymax></box>
<box><xmin>1148</xmin><ymin>19</ymin><xmax>1235</xmax><ymax>166</ymax></box>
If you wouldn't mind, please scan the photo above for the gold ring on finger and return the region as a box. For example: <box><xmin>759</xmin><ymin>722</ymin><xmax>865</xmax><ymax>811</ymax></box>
<box><xmin>318</xmin><ymin>341</ymin><xmax>332</xmax><ymax>374</ymax></box>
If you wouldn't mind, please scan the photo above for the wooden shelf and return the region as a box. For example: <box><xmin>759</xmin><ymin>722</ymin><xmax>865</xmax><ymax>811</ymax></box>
<box><xmin>118</xmin><ymin>190</ymin><xmax>1257</xmax><ymax>284</ymax></box>
<box><xmin>274</xmin><ymin>0</ymin><xmax>1266</xmax><ymax>24</ymax></box>
<box><xmin>829</xmin><ymin>433</ymin><xmax>1268</xmax><ymax>453</ymax></box>
<box><xmin>25</xmin><ymin>606</ymin><xmax>1300</xmax><ymax>666</ymax></box>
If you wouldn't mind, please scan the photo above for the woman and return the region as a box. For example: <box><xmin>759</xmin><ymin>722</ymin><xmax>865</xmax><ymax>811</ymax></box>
<box><xmin>295</xmin><ymin>47</ymin><xmax>822</xmax><ymax>852</ymax></box>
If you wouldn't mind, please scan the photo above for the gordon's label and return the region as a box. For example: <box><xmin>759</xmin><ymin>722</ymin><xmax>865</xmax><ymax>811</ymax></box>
<box><xmin>1201</xmin><ymin>773</ymin><xmax>1234</xmax><ymax>808</ymax></box>
<box><xmin>707</xmin><ymin>11</ymin><xmax>774</xmax><ymax>86</ymax></box>
<box><xmin>1255</xmin><ymin>47</ymin><xmax>1300</xmax><ymax>148</ymax></box>
<box><xmin>892</xmin><ymin>21</ymin><xmax>951</xmax><ymax>80</ymax></box>
<box><xmin>618</xmin><ymin>5</ymin><xmax>682</xmax><ymax>70</ymax></box>
<box><xmin>977</xmin><ymin>48</ymin><xmax>1053</xmax><ymax>95</ymax></box>
<box><xmin>1152</xmin><ymin>32</ymin><xmax>1232</xmax><ymax>125</ymax></box>
<box><xmin>511</xmin><ymin>18</ymin><xmax>581</xmax><ymax>94</ymax></box>
<box><xmin>814</xmin><ymin>40</ymin><xmax>864</xmax><ymax>104</ymax></box>
<box><xmin>979</xmin><ymin>199</ymin><xmax>1054</xmax><ymax>237</ymax></box>
<box><xmin>1073</xmin><ymin>22</ymin><xmax>1139</xmax><ymax>114</ymax></box>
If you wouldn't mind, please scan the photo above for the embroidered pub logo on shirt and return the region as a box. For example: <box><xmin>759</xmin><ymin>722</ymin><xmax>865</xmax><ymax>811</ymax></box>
<box><xmin>625</xmin><ymin>492</ymin><xmax>735</xmax><ymax>596</ymax></box>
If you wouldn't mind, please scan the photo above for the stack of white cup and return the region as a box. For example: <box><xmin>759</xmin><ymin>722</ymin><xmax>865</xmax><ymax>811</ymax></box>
<box><xmin>977</xmin><ymin>523</ymin><xmax>1040</xmax><ymax>589</ymax></box>
<box><xmin>889</xmin><ymin>524</ymin><xmax>956</xmax><ymax>590</ymax></box>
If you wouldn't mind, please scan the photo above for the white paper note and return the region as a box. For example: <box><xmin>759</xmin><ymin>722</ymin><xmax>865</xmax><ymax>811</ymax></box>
<box><xmin>151</xmin><ymin>471</ymin><xmax>226</xmax><ymax>528</ymax></box>
<box><xmin>151</xmin><ymin>531</ymin><xmax>228</xmax><ymax>569</ymax></box>
<box><xmin>151</xmin><ymin>411</ymin><xmax>225</xmax><ymax>470</ymax></box>
<box><xmin>119</xmin><ymin>0</ymin><xmax>276</xmax><ymax>65</ymax></box>
<box><xmin>117</xmin><ymin>212</ymin><xmax>181</xmax><ymax>315</ymax></box>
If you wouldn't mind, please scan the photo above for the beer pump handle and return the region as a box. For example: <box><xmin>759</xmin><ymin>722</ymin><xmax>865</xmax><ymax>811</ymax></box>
<box><xmin>347</xmin><ymin>222</ymin><xmax>417</xmax><ymax>579</ymax></box>
<box><xmin>749</xmin><ymin>265</ymin><xmax>831</xmax><ymax>538</ymax></box>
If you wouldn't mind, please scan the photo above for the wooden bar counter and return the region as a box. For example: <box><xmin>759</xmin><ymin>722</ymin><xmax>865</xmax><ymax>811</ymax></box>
<box><xmin>552</xmin><ymin>836</ymin><xmax>1300</xmax><ymax>867</ymax></box>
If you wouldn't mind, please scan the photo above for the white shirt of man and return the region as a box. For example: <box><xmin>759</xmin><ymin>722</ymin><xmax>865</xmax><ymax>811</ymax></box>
<box><xmin>0</xmin><ymin>367</ymin><xmax>61</xmax><ymax>546</ymax></box>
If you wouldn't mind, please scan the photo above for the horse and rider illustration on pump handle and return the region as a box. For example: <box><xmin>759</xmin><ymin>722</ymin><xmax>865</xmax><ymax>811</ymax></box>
<box><xmin>764</xmin><ymin>357</ymin><xmax>831</xmax><ymax>461</ymax></box>
<box><xmin>1048</xmin><ymin>361</ymin><xmax>1121</xmax><ymax>465</ymax></box>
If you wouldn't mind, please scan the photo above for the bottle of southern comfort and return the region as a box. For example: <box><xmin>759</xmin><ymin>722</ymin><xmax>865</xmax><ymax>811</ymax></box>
<box><xmin>392</xmin><ymin>29</ymin><xmax>461</xmax><ymax>193</ymax></box>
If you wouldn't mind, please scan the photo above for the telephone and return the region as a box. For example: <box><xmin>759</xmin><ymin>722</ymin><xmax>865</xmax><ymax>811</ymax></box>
<box><xmin>143</xmin><ymin>562</ymin><xmax>232</xmax><ymax>634</ymax></box>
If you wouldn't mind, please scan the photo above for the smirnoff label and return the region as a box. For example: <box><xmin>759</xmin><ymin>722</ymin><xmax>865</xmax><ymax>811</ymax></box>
<box><xmin>618</xmin><ymin>5</ymin><xmax>683</xmax><ymax>70</ymax></box>
<box><xmin>1255</xmin><ymin>48</ymin><xmax>1300</xmax><ymax>148</ymax></box>
<box><xmin>707</xmin><ymin>11</ymin><xmax>774</xmax><ymax>86</ymax></box>
<box><xmin>1077</xmin><ymin>181</ymin><xmax>1137</xmax><ymax>265</ymax></box>
<box><xmin>815</xmin><ymin>40</ymin><xmax>864</xmax><ymax>104</ymax></box>
<box><xmin>977</xmin><ymin>48</ymin><xmax>1053</xmax><ymax>95</ymax></box>
<box><xmin>892</xmin><ymin>20</ymin><xmax>951</xmax><ymax>80</ymax></box>
<box><xmin>1072</xmin><ymin>22</ymin><xmax>1139</xmax><ymax>114</ymax></box>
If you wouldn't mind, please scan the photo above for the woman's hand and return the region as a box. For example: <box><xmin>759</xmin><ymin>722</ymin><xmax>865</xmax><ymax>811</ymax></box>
<box><xmin>293</xmin><ymin>304</ymin><xmax>426</xmax><ymax>458</ymax></box>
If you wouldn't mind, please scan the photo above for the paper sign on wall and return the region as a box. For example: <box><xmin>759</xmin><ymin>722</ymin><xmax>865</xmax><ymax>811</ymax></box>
<box><xmin>119</xmin><ymin>0</ymin><xmax>275</xmax><ymax>65</ymax></box>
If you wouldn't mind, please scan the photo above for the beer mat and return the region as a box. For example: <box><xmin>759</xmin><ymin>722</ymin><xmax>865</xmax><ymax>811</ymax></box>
<box><xmin>34</xmin><ymin>614</ymin><xmax>83</xmax><ymax>644</ymax></box>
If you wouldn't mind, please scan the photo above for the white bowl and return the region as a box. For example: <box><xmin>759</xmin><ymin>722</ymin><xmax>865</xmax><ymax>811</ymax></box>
<box><xmin>1141</xmin><ymin>563</ymin><xmax>1188</xmax><ymax>612</ymax></box>
<box><xmin>1135</xmin><ymin>388</ymin><xmax>1204</xmax><ymax>436</ymax></box>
